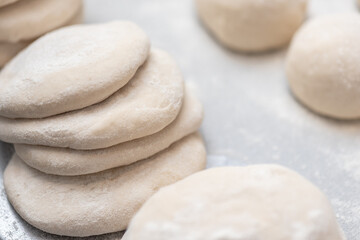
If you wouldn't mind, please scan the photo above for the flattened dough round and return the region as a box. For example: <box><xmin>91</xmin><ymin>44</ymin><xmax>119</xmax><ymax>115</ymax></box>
<box><xmin>286</xmin><ymin>14</ymin><xmax>360</xmax><ymax>119</ymax></box>
<box><xmin>124</xmin><ymin>165</ymin><xmax>344</xmax><ymax>240</ymax></box>
<box><xmin>0</xmin><ymin>0</ymin><xmax>82</xmax><ymax>42</ymax></box>
<box><xmin>0</xmin><ymin>21</ymin><xmax>150</xmax><ymax>118</ymax></box>
<box><xmin>0</xmin><ymin>49</ymin><xmax>184</xmax><ymax>149</ymax></box>
<box><xmin>15</xmin><ymin>88</ymin><xmax>203</xmax><ymax>175</ymax></box>
<box><xmin>196</xmin><ymin>0</ymin><xmax>308</xmax><ymax>52</ymax></box>
<box><xmin>0</xmin><ymin>6</ymin><xmax>83</xmax><ymax>68</ymax></box>
<box><xmin>0</xmin><ymin>0</ymin><xmax>18</xmax><ymax>8</ymax></box>
<box><xmin>4</xmin><ymin>133</ymin><xmax>206</xmax><ymax>237</ymax></box>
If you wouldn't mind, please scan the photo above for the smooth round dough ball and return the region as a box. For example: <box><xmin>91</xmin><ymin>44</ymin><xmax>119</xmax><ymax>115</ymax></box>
<box><xmin>124</xmin><ymin>165</ymin><xmax>345</xmax><ymax>240</ymax></box>
<box><xmin>196</xmin><ymin>0</ymin><xmax>308</xmax><ymax>52</ymax></box>
<box><xmin>286</xmin><ymin>14</ymin><xmax>360</xmax><ymax>119</ymax></box>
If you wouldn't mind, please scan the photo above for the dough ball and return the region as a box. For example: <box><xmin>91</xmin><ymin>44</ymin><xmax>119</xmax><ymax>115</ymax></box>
<box><xmin>124</xmin><ymin>165</ymin><xmax>345</xmax><ymax>240</ymax></box>
<box><xmin>286</xmin><ymin>14</ymin><xmax>360</xmax><ymax>119</ymax></box>
<box><xmin>0</xmin><ymin>0</ymin><xmax>82</xmax><ymax>42</ymax></box>
<box><xmin>4</xmin><ymin>133</ymin><xmax>206</xmax><ymax>237</ymax></box>
<box><xmin>196</xmin><ymin>0</ymin><xmax>308</xmax><ymax>52</ymax></box>
<box><xmin>14</xmin><ymin>87</ymin><xmax>203</xmax><ymax>176</ymax></box>
<box><xmin>0</xmin><ymin>21</ymin><xmax>149</xmax><ymax>118</ymax></box>
<box><xmin>0</xmin><ymin>0</ymin><xmax>18</xmax><ymax>8</ymax></box>
<box><xmin>0</xmin><ymin>49</ymin><xmax>184</xmax><ymax>149</ymax></box>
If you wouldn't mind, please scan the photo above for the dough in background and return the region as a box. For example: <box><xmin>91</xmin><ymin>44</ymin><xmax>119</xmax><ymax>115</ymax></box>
<box><xmin>286</xmin><ymin>14</ymin><xmax>360</xmax><ymax>119</ymax></box>
<box><xmin>124</xmin><ymin>165</ymin><xmax>345</xmax><ymax>240</ymax></box>
<box><xmin>4</xmin><ymin>133</ymin><xmax>206</xmax><ymax>237</ymax></box>
<box><xmin>195</xmin><ymin>0</ymin><xmax>308</xmax><ymax>52</ymax></box>
<box><xmin>0</xmin><ymin>0</ymin><xmax>17</xmax><ymax>8</ymax></box>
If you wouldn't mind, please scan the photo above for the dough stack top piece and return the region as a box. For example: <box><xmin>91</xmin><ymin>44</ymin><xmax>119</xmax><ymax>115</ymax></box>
<box><xmin>0</xmin><ymin>0</ymin><xmax>83</xmax><ymax>67</ymax></box>
<box><xmin>2</xmin><ymin>20</ymin><xmax>206</xmax><ymax>237</ymax></box>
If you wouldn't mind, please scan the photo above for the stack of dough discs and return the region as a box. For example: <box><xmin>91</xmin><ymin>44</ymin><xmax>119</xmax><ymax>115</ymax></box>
<box><xmin>1</xmin><ymin>21</ymin><xmax>206</xmax><ymax>237</ymax></box>
<box><xmin>123</xmin><ymin>165</ymin><xmax>345</xmax><ymax>240</ymax></box>
<box><xmin>195</xmin><ymin>0</ymin><xmax>308</xmax><ymax>52</ymax></box>
<box><xmin>286</xmin><ymin>14</ymin><xmax>360</xmax><ymax>119</ymax></box>
<box><xmin>0</xmin><ymin>0</ymin><xmax>83</xmax><ymax>67</ymax></box>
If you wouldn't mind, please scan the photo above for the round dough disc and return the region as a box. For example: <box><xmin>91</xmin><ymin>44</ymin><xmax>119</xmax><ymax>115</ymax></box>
<box><xmin>0</xmin><ymin>0</ymin><xmax>18</xmax><ymax>8</ymax></box>
<box><xmin>124</xmin><ymin>165</ymin><xmax>345</xmax><ymax>240</ymax></box>
<box><xmin>14</xmin><ymin>87</ymin><xmax>203</xmax><ymax>175</ymax></box>
<box><xmin>196</xmin><ymin>0</ymin><xmax>308</xmax><ymax>52</ymax></box>
<box><xmin>0</xmin><ymin>21</ymin><xmax>150</xmax><ymax>118</ymax></box>
<box><xmin>0</xmin><ymin>49</ymin><xmax>184</xmax><ymax>149</ymax></box>
<box><xmin>0</xmin><ymin>0</ymin><xmax>82</xmax><ymax>42</ymax></box>
<box><xmin>0</xmin><ymin>6</ymin><xmax>83</xmax><ymax>68</ymax></box>
<box><xmin>4</xmin><ymin>133</ymin><xmax>206</xmax><ymax>237</ymax></box>
<box><xmin>286</xmin><ymin>14</ymin><xmax>360</xmax><ymax>119</ymax></box>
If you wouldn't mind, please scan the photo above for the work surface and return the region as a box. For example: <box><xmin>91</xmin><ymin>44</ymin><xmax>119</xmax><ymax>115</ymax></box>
<box><xmin>1</xmin><ymin>0</ymin><xmax>359</xmax><ymax>239</ymax></box>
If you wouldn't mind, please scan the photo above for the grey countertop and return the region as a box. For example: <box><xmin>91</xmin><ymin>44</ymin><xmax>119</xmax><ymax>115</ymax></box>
<box><xmin>1</xmin><ymin>0</ymin><xmax>360</xmax><ymax>239</ymax></box>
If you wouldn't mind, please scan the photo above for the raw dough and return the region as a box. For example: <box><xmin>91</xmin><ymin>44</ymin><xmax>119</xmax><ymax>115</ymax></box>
<box><xmin>0</xmin><ymin>49</ymin><xmax>184</xmax><ymax>149</ymax></box>
<box><xmin>0</xmin><ymin>0</ymin><xmax>82</xmax><ymax>42</ymax></box>
<box><xmin>4</xmin><ymin>133</ymin><xmax>206</xmax><ymax>237</ymax></box>
<box><xmin>0</xmin><ymin>6</ymin><xmax>83</xmax><ymax>68</ymax></box>
<box><xmin>0</xmin><ymin>0</ymin><xmax>18</xmax><ymax>8</ymax></box>
<box><xmin>196</xmin><ymin>0</ymin><xmax>308</xmax><ymax>52</ymax></box>
<box><xmin>0</xmin><ymin>21</ymin><xmax>149</xmax><ymax>118</ymax></box>
<box><xmin>286</xmin><ymin>14</ymin><xmax>360</xmax><ymax>119</ymax></box>
<box><xmin>124</xmin><ymin>165</ymin><xmax>345</xmax><ymax>240</ymax></box>
<box><xmin>15</xmin><ymin>88</ymin><xmax>203</xmax><ymax>175</ymax></box>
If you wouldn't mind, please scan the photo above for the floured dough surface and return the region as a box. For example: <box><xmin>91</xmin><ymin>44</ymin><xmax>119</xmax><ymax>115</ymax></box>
<box><xmin>15</xmin><ymin>88</ymin><xmax>202</xmax><ymax>175</ymax></box>
<box><xmin>0</xmin><ymin>21</ymin><xmax>150</xmax><ymax>118</ymax></box>
<box><xmin>196</xmin><ymin>0</ymin><xmax>308</xmax><ymax>52</ymax></box>
<box><xmin>4</xmin><ymin>133</ymin><xmax>206</xmax><ymax>237</ymax></box>
<box><xmin>124</xmin><ymin>165</ymin><xmax>345</xmax><ymax>240</ymax></box>
<box><xmin>0</xmin><ymin>0</ymin><xmax>18</xmax><ymax>8</ymax></box>
<box><xmin>286</xmin><ymin>14</ymin><xmax>360</xmax><ymax>119</ymax></box>
<box><xmin>0</xmin><ymin>49</ymin><xmax>184</xmax><ymax>149</ymax></box>
<box><xmin>0</xmin><ymin>0</ymin><xmax>82</xmax><ymax>42</ymax></box>
<box><xmin>0</xmin><ymin>6</ymin><xmax>83</xmax><ymax>68</ymax></box>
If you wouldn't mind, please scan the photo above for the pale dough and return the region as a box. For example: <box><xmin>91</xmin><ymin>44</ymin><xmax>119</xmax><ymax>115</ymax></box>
<box><xmin>4</xmin><ymin>133</ymin><xmax>206</xmax><ymax>237</ymax></box>
<box><xmin>0</xmin><ymin>0</ymin><xmax>82</xmax><ymax>42</ymax></box>
<box><xmin>0</xmin><ymin>21</ymin><xmax>149</xmax><ymax>118</ymax></box>
<box><xmin>0</xmin><ymin>5</ymin><xmax>83</xmax><ymax>68</ymax></box>
<box><xmin>0</xmin><ymin>0</ymin><xmax>18</xmax><ymax>8</ymax></box>
<box><xmin>15</xmin><ymin>88</ymin><xmax>202</xmax><ymax>175</ymax></box>
<box><xmin>0</xmin><ymin>49</ymin><xmax>184</xmax><ymax>149</ymax></box>
<box><xmin>124</xmin><ymin>165</ymin><xmax>345</xmax><ymax>240</ymax></box>
<box><xmin>286</xmin><ymin>14</ymin><xmax>360</xmax><ymax>119</ymax></box>
<box><xmin>196</xmin><ymin>0</ymin><xmax>308</xmax><ymax>52</ymax></box>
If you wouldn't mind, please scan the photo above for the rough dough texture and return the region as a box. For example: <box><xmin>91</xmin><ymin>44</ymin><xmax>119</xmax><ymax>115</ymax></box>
<box><xmin>196</xmin><ymin>0</ymin><xmax>308</xmax><ymax>52</ymax></box>
<box><xmin>286</xmin><ymin>14</ymin><xmax>360</xmax><ymax>119</ymax></box>
<box><xmin>0</xmin><ymin>49</ymin><xmax>184</xmax><ymax>149</ymax></box>
<box><xmin>0</xmin><ymin>21</ymin><xmax>150</xmax><ymax>118</ymax></box>
<box><xmin>4</xmin><ymin>133</ymin><xmax>206</xmax><ymax>237</ymax></box>
<box><xmin>0</xmin><ymin>0</ymin><xmax>82</xmax><ymax>42</ymax></box>
<box><xmin>0</xmin><ymin>0</ymin><xmax>18</xmax><ymax>8</ymax></box>
<box><xmin>0</xmin><ymin>6</ymin><xmax>83</xmax><ymax>68</ymax></box>
<box><xmin>124</xmin><ymin>165</ymin><xmax>345</xmax><ymax>240</ymax></box>
<box><xmin>15</xmin><ymin>88</ymin><xmax>203</xmax><ymax>175</ymax></box>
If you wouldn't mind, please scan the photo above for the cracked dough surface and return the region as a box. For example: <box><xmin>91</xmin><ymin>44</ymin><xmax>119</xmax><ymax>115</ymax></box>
<box><xmin>124</xmin><ymin>165</ymin><xmax>344</xmax><ymax>240</ymax></box>
<box><xmin>4</xmin><ymin>133</ymin><xmax>206</xmax><ymax>237</ymax></box>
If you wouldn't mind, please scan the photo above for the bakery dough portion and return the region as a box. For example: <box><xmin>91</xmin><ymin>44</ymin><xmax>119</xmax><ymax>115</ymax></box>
<box><xmin>4</xmin><ymin>133</ymin><xmax>206</xmax><ymax>237</ymax></box>
<box><xmin>123</xmin><ymin>165</ymin><xmax>345</xmax><ymax>240</ymax></box>
<box><xmin>196</xmin><ymin>0</ymin><xmax>308</xmax><ymax>52</ymax></box>
<box><xmin>0</xmin><ymin>21</ymin><xmax>150</xmax><ymax>118</ymax></box>
<box><xmin>0</xmin><ymin>0</ymin><xmax>82</xmax><ymax>42</ymax></box>
<box><xmin>15</xmin><ymin>88</ymin><xmax>203</xmax><ymax>175</ymax></box>
<box><xmin>286</xmin><ymin>14</ymin><xmax>360</xmax><ymax>119</ymax></box>
<box><xmin>0</xmin><ymin>0</ymin><xmax>18</xmax><ymax>8</ymax></box>
<box><xmin>0</xmin><ymin>5</ymin><xmax>83</xmax><ymax>68</ymax></box>
<box><xmin>0</xmin><ymin>49</ymin><xmax>184</xmax><ymax>149</ymax></box>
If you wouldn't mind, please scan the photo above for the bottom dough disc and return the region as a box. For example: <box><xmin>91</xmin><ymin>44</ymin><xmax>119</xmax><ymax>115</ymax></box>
<box><xmin>0</xmin><ymin>5</ymin><xmax>82</xmax><ymax>68</ymax></box>
<box><xmin>124</xmin><ymin>165</ymin><xmax>345</xmax><ymax>240</ymax></box>
<box><xmin>15</xmin><ymin>87</ymin><xmax>203</xmax><ymax>176</ymax></box>
<box><xmin>4</xmin><ymin>133</ymin><xmax>206</xmax><ymax>237</ymax></box>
